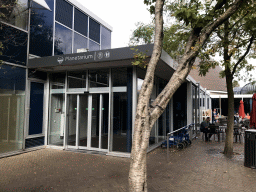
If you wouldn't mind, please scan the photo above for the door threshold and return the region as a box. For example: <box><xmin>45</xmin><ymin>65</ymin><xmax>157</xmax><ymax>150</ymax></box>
<box><xmin>65</xmin><ymin>148</ymin><xmax>107</xmax><ymax>155</ymax></box>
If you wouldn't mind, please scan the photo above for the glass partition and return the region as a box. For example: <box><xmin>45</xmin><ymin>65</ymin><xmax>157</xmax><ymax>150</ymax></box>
<box><xmin>48</xmin><ymin>93</ymin><xmax>65</xmax><ymax>146</ymax></box>
<box><xmin>89</xmin><ymin>69</ymin><xmax>109</xmax><ymax>87</ymax></box>
<box><xmin>50</xmin><ymin>73</ymin><xmax>65</xmax><ymax>91</ymax></box>
<box><xmin>68</xmin><ymin>71</ymin><xmax>87</xmax><ymax>90</ymax></box>
<box><xmin>0</xmin><ymin>65</ymin><xmax>26</xmax><ymax>153</ymax></box>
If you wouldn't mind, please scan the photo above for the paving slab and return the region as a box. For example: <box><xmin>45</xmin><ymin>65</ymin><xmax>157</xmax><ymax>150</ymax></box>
<box><xmin>1</xmin><ymin>136</ymin><xmax>256</xmax><ymax>192</ymax></box>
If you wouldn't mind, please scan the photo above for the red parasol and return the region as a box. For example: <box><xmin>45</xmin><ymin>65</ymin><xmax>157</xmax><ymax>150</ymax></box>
<box><xmin>239</xmin><ymin>100</ymin><xmax>246</xmax><ymax>119</ymax></box>
<box><xmin>250</xmin><ymin>93</ymin><xmax>256</xmax><ymax>128</ymax></box>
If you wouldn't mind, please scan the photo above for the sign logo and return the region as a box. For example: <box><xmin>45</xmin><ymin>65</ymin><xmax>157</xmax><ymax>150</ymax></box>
<box><xmin>57</xmin><ymin>56</ymin><xmax>64</xmax><ymax>64</ymax></box>
<box><xmin>97</xmin><ymin>52</ymin><xmax>103</xmax><ymax>59</ymax></box>
<box><xmin>104</xmin><ymin>51</ymin><xmax>110</xmax><ymax>58</ymax></box>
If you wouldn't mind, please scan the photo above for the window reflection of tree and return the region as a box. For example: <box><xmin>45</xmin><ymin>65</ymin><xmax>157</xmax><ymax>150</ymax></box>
<box><xmin>30</xmin><ymin>10</ymin><xmax>62</xmax><ymax>56</ymax></box>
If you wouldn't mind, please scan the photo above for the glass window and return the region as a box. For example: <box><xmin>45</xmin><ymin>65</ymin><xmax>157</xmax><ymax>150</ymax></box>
<box><xmin>0</xmin><ymin>65</ymin><xmax>26</xmax><ymax>153</ymax></box>
<box><xmin>30</xmin><ymin>0</ymin><xmax>54</xmax><ymax>57</ymax></box>
<box><xmin>89</xmin><ymin>40</ymin><xmax>100</xmax><ymax>52</ymax></box>
<box><xmin>68</xmin><ymin>71</ymin><xmax>87</xmax><ymax>89</ymax></box>
<box><xmin>112</xmin><ymin>92</ymin><xmax>132</xmax><ymax>152</ymax></box>
<box><xmin>89</xmin><ymin>18</ymin><xmax>100</xmax><ymax>43</ymax></box>
<box><xmin>50</xmin><ymin>73</ymin><xmax>65</xmax><ymax>90</ymax></box>
<box><xmin>101</xmin><ymin>26</ymin><xmax>111</xmax><ymax>50</ymax></box>
<box><xmin>55</xmin><ymin>0</ymin><xmax>73</xmax><ymax>28</ymax></box>
<box><xmin>0</xmin><ymin>0</ymin><xmax>28</xmax><ymax>30</ymax></box>
<box><xmin>0</xmin><ymin>23</ymin><xmax>28</xmax><ymax>66</ymax></box>
<box><xmin>89</xmin><ymin>69</ymin><xmax>109</xmax><ymax>87</ymax></box>
<box><xmin>73</xmin><ymin>32</ymin><xmax>88</xmax><ymax>53</ymax></box>
<box><xmin>48</xmin><ymin>93</ymin><xmax>65</xmax><ymax>146</ymax></box>
<box><xmin>74</xmin><ymin>8</ymin><xmax>88</xmax><ymax>37</ymax></box>
<box><xmin>54</xmin><ymin>23</ymin><xmax>72</xmax><ymax>55</ymax></box>
<box><xmin>112</xmin><ymin>68</ymin><xmax>127</xmax><ymax>87</ymax></box>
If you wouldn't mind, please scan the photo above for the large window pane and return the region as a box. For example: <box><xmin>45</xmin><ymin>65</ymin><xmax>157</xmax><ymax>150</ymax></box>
<box><xmin>112</xmin><ymin>92</ymin><xmax>132</xmax><ymax>152</ymax></box>
<box><xmin>54</xmin><ymin>23</ymin><xmax>72</xmax><ymax>55</ymax></box>
<box><xmin>0</xmin><ymin>65</ymin><xmax>26</xmax><ymax>153</ymax></box>
<box><xmin>68</xmin><ymin>71</ymin><xmax>87</xmax><ymax>89</ymax></box>
<box><xmin>48</xmin><ymin>93</ymin><xmax>65</xmax><ymax>146</ymax></box>
<box><xmin>0</xmin><ymin>23</ymin><xmax>28</xmax><ymax>66</ymax></box>
<box><xmin>74</xmin><ymin>8</ymin><xmax>88</xmax><ymax>37</ymax></box>
<box><xmin>73</xmin><ymin>32</ymin><xmax>88</xmax><ymax>53</ymax></box>
<box><xmin>30</xmin><ymin>0</ymin><xmax>54</xmax><ymax>57</ymax></box>
<box><xmin>55</xmin><ymin>0</ymin><xmax>73</xmax><ymax>28</ymax></box>
<box><xmin>89</xmin><ymin>40</ymin><xmax>100</xmax><ymax>52</ymax></box>
<box><xmin>50</xmin><ymin>73</ymin><xmax>65</xmax><ymax>90</ymax></box>
<box><xmin>0</xmin><ymin>0</ymin><xmax>28</xmax><ymax>30</ymax></box>
<box><xmin>89</xmin><ymin>18</ymin><xmax>100</xmax><ymax>43</ymax></box>
<box><xmin>89</xmin><ymin>69</ymin><xmax>109</xmax><ymax>87</ymax></box>
<box><xmin>112</xmin><ymin>68</ymin><xmax>127</xmax><ymax>87</ymax></box>
<box><xmin>101</xmin><ymin>26</ymin><xmax>111</xmax><ymax>50</ymax></box>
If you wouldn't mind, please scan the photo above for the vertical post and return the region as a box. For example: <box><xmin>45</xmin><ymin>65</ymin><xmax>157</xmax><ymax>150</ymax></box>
<box><xmin>167</xmin><ymin>133</ymin><xmax>169</xmax><ymax>162</ymax></box>
<box><xmin>126</xmin><ymin>67</ymin><xmax>133</xmax><ymax>152</ymax></box>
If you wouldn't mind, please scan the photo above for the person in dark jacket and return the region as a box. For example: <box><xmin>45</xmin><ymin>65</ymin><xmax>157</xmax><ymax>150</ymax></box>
<box><xmin>200</xmin><ymin>117</ymin><xmax>212</xmax><ymax>141</ymax></box>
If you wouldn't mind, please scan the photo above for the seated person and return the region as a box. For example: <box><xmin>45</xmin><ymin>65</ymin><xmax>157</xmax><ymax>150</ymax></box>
<box><xmin>200</xmin><ymin>117</ymin><xmax>213</xmax><ymax>141</ymax></box>
<box><xmin>245</xmin><ymin>113</ymin><xmax>250</xmax><ymax>120</ymax></box>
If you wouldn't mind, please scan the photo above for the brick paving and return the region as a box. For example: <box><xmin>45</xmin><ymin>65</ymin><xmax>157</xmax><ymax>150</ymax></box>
<box><xmin>1</xmin><ymin>135</ymin><xmax>256</xmax><ymax>192</ymax></box>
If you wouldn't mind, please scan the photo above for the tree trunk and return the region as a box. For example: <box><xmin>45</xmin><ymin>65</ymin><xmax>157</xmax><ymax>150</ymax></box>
<box><xmin>224</xmin><ymin>71</ymin><xmax>234</xmax><ymax>155</ymax></box>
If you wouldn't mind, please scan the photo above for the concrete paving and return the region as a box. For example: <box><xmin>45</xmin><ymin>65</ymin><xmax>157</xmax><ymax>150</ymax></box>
<box><xmin>1</xmin><ymin>135</ymin><xmax>256</xmax><ymax>192</ymax></box>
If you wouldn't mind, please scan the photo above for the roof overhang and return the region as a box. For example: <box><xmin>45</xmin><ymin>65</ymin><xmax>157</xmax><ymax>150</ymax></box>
<box><xmin>32</xmin><ymin>0</ymin><xmax>51</xmax><ymax>11</ymax></box>
<box><xmin>28</xmin><ymin>44</ymin><xmax>181</xmax><ymax>81</ymax></box>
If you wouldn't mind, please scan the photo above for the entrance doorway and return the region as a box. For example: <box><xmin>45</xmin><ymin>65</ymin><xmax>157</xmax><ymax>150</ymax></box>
<box><xmin>67</xmin><ymin>93</ymin><xmax>109</xmax><ymax>151</ymax></box>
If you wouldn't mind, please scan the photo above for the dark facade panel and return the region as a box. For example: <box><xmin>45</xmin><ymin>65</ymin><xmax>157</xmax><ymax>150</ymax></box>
<box><xmin>56</xmin><ymin>0</ymin><xmax>73</xmax><ymax>28</ymax></box>
<box><xmin>89</xmin><ymin>18</ymin><xmax>100</xmax><ymax>43</ymax></box>
<box><xmin>30</xmin><ymin>0</ymin><xmax>54</xmax><ymax>57</ymax></box>
<box><xmin>74</xmin><ymin>8</ymin><xmax>88</xmax><ymax>37</ymax></box>
<box><xmin>0</xmin><ymin>23</ymin><xmax>27</xmax><ymax>66</ymax></box>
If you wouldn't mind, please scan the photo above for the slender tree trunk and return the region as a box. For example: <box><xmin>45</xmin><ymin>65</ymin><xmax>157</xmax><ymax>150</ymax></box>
<box><xmin>224</xmin><ymin>70</ymin><xmax>234</xmax><ymax>155</ymax></box>
<box><xmin>223</xmin><ymin>9</ymin><xmax>234</xmax><ymax>155</ymax></box>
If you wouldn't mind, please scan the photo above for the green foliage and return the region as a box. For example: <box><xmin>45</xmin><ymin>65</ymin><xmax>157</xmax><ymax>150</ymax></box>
<box><xmin>130</xmin><ymin>47</ymin><xmax>149</xmax><ymax>68</ymax></box>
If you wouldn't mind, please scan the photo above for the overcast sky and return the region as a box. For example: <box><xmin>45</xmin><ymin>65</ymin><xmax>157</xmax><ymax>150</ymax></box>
<box><xmin>76</xmin><ymin>0</ymin><xmax>153</xmax><ymax>49</ymax></box>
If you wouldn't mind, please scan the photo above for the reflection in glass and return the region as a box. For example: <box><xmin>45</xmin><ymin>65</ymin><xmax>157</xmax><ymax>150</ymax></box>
<box><xmin>50</xmin><ymin>73</ymin><xmax>65</xmax><ymax>90</ymax></box>
<box><xmin>67</xmin><ymin>95</ymin><xmax>77</xmax><ymax>146</ymax></box>
<box><xmin>101</xmin><ymin>26</ymin><xmax>111</xmax><ymax>50</ymax></box>
<box><xmin>49</xmin><ymin>93</ymin><xmax>65</xmax><ymax>146</ymax></box>
<box><xmin>54</xmin><ymin>23</ymin><xmax>72</xmax><ymax>55</ymax></box>
<box><xmin>89</xmin><ymin>40</ymin><xmax>100</xmax><ymax>52</ymax></box>
<box><xmin>79</xmin><ymin>95</ymin><xmax>88</xmax><ymax>147</ymax></box>
<box><xmin>89</xmin><ymin>69</ymin><xmax>109</xmax><ymax>87</ymax></box>
<box><xmin>0</xmin><ymin>23</ymin><xmax>28</xmax><ymax>66</ymax></box>
<box><xmin>0</xmin><ymin>0</ymin><xmax>28</xmax><ymax>30</ymax></box>
<box><xmin>0</xmin><ymin>65</ymin><xmax>25</xmax><ymax>153</ymax></box>
<box><xmin>30</xmin><ymin>0</ymin><xmax>54</xmax><ymax>57</ymax></box>
<box><xmin>68</xmin><ymin>71</ymin><xmax>87</xmax><ymax>89</ymax></box>
<box><xmin>73</xmin><ymin>32</ymin><xmax>88</xmax><ymax>53</ymax></box>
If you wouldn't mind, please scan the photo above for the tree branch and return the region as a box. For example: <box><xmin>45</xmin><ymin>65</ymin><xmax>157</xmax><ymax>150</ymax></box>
<box><xmin>232</xmin><ymin>35</ymin><xmax>254</xmax><ymax>76</ymax></box>
<box><xmin>149</xmin><ymin>0</ymin><xmax>248</xmax><ymax>124</ymax></box>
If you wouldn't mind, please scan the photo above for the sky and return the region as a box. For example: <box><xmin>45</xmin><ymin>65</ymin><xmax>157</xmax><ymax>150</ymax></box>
<box><xmin>76</xmin><ymin>0</ymin><xmax>153</xmax><ymax>49</ymax></box>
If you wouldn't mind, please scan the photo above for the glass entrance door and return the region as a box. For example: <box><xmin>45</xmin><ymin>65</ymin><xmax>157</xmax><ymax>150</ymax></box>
<box><xmin>67</xmin><ymin>94</ymin><xmax>108</xmax><ymax>151</ymax></box>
